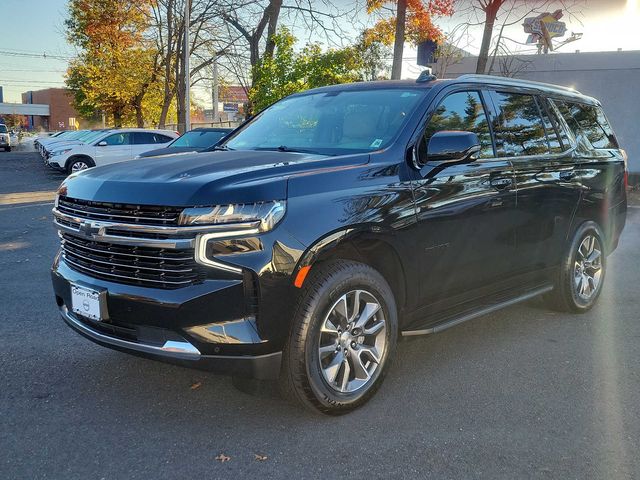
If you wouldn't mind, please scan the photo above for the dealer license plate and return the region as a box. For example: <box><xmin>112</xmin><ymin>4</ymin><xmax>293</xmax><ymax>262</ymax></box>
<box><xmin>71</xmin><ymin>284</ymin><xmax>103</xmax><ymax>321</ymax></box>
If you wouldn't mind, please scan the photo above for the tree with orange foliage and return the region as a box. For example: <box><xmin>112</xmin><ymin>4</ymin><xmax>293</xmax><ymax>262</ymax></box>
<box><xmin>65</xmin><ymin>0</ymin><xmax>164</xmax><ymax>127</ymax></box>
<box><xmin>366</xmin><ymin>0</ymin><xmax>454</xmax><ymax>79</ymax></box>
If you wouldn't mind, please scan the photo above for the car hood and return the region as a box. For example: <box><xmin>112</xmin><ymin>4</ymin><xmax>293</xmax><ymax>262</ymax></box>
<box><xmin>138</xmin><ymin>146</ymin><xmax>201</xmax><ymax>158</ymax></box>
<box><xmin>60</xmin><ymin>149</ymin><xmax>369</xmax><ymax>206</ymax></box>
<box><xmin>45</xmin><ymin>140</ymin><xmax>87</xmax><ymax>150</ymax></box>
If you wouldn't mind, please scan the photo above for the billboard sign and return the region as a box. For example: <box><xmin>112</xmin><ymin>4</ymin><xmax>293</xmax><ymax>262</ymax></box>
<box><xmin>524</xmin><ymin>9</ymin><xmax>567</xmax><ymax>49</ymax></box>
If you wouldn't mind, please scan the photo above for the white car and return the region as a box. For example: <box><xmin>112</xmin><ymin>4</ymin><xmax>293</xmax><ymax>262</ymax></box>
<box><xmin>46</xmin><ymin>128</ymin><xmax>178</xmax><ymax>173</ymax></box>
<box><xmin>0</xmin><ymin>124</ymin><xmax>11</xmax><ymax>152</ymax></box>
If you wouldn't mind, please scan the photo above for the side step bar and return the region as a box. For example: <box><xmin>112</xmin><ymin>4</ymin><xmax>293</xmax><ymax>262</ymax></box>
<box><xmin>401</xmin><ymin>285</ymin><xmax>554</xmax><ymax>337</ymax></box>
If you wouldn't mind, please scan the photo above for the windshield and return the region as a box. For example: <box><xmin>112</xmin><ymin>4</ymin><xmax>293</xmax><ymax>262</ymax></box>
<box><xmin>81</xmin><ymin>131</ymin><xmax>108</xmax><ymax>143</ymax></box>
<box><xmin>56</xmin><ymin>130</ymin><xmax>87</xmax><ymax>141</ymax></box>
<box><xmin>0</xmin><ymin>125</ymin><xmax>7</xmax><ymax>134</ymax></box>
<box><xmin>225</xmin><ymin>88</ymin><xmax>427</xmax><ymax>155</ymax></box>
<box><xmin>172</xmin><ymin>130</ymin><xmax>229</xmax><ymax>148</ymax></box>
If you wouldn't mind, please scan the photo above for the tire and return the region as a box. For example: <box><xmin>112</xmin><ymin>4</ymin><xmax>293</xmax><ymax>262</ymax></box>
<box><xmin>545</xmin><ymin>221</ymin><xmax>606</xmax><ymax>313</ymax></box>
<box><xmin>66</xmin><ymin>156</ymin><xmax>94</xmax><ymax>174</ymax></box>
<box><xmin>280</xmin><ymin>260</ymin><xmax>398</xmax><ymax>415</ymax></box>
<box><xmin>6</xmin><ymin>147</ymin><xmax>10</xmax><ymax>152</ymax></box>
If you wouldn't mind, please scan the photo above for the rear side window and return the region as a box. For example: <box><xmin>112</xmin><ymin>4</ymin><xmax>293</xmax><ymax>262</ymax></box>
<box><xmin>538</xmin><ymin>97</ymin><xmax>569</xmax><ymax>153</ymax></box>
<box><xmin>422</xmin><ymin>90</ymin><xmax>493</xmax><ymax>158</ymax></box>
<box><xmin>133</xmin><ymin>132</ymin><xmax>173</xmax><ymax>144</ymax></box>
<box><xmin>491</xmin><ymin>91</ymin><xmax>548</xmax><ymax>157</ymax></box>
<box><xmin>551</xmin><ymin>100</ymin><xmax>618</xmax><ymax>149</ymax></box>
<box><xmin>101</xmin><ymin>133</ymin><xmax>131</xmax><ymax>146</ymax></box>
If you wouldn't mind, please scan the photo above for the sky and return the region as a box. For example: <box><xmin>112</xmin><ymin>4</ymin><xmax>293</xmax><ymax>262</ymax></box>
<box><xmin>0</xmin><ymin>0</ymin><xmax>639</xmax><ymax>104</ymax></box>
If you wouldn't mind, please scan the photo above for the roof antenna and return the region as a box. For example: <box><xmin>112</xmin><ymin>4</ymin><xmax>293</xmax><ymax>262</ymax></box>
<box><xmin>416</xmin><ymin>67</ymin><xmax>437</xmax><ymax>83</ymax></box>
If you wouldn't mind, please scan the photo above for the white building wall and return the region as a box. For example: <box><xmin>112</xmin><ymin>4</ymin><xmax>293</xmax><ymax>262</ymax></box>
<box><xmin>432</xmin><ymin>50</ymin><xmax>640</xmax><ymax>172</ymax></box>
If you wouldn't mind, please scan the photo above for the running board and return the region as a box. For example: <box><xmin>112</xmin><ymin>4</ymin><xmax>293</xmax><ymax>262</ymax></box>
<box><xmin>401</xmin><ymin>285</ymin><xmax>554</xmax><ymax>337</ymax></box>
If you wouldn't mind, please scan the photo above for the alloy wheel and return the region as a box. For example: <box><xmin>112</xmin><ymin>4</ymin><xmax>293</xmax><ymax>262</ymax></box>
<box><xmin>573</xmin><ymin>234</ymin><xmax>603</xmax><ymax>300</ymax></box>
<box><xmin>318</xmin><ymin>289</ymin><xmax>387</xmax><ymax>393</ymax></box>
<box><xmin>71</xmin><ymin>161</ymin><xmax>89</xmax><ymax>172</ymax></box>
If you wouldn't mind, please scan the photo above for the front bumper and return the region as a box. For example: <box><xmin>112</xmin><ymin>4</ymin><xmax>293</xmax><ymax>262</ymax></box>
<box><xmin>52</xmin><ymin>254</ymin><xmax>284</xmax><ymax>379</ymax></box>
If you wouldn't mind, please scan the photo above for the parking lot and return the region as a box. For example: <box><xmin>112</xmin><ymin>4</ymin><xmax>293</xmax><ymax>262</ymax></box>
<box><xmin>1</xmin><ymin>150</ymin><xmax>639</xmax><ymax>479</ymax></box>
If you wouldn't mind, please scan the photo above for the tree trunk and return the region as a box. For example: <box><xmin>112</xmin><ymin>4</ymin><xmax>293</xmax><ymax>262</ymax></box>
<box><xmin>264</xmin><ymin>0</ymin><xmax>283</xmax><ymax>59</ymax></box>
<box><xmin>476</xmin><ymin>0</ymin><xmax>502</xmax><ymax>74</ymax></box>
<box><xmin>391</xmin><ymin>0</ymin><xmax>407</xmax><ymax>80</ymax></box>
<box><xmin>113</xmin><ymin>109</ymin><xmax>123</xmax><ymax>128</ymax></box>
<box><xmin>135</xmin><ymin>100</ymin><xmax>144</xmax><ymax>128</ymax></box>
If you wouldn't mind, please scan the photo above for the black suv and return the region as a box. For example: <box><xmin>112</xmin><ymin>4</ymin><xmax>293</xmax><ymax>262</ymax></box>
<box><xmin>51</xmin><ymin>74</ymin><xmax>627</xmax><ymax>414</ymax></box>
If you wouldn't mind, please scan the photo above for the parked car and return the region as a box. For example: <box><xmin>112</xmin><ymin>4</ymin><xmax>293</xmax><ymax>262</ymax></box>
<box><xmin>137</xmin><ymin>127</ymin><xmax>233</xmax><ymax>158</ymax></box>
<box><xmin>46</xmin><ymin>128</ymin><xmax>178</xmax><ymax>173</ymax></box>
<box><xmin>51</xmin><ymin>74</ymin><xmax>627</xmax><ymax>414</ymax></box>
<box><xmin>0</xmin><ymin>124</ymin><xmax>11</xmax><ymax>151</ymax></box>
<box><xmin>37</xmin><ymin>130</ymin><xmax>91</xmax><ymax>158</ymax></box>
<box><xmin>41</xmin><ymin>130</ymin><xmax>110</xmax><ymax>162</ymax></box>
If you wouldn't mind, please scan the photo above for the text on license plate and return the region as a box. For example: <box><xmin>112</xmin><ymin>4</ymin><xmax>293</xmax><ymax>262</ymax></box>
<box><xmin>71</xmin><ymin>285</ymin><xmax>102</xmax><ymax>321</ymax></box>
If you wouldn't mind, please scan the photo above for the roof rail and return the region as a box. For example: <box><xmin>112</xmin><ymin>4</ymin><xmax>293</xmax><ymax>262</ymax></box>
<box><xmin>455</xmin><ymin>74</ymin><xmax>581</xmax><ymax>95</ymax></box>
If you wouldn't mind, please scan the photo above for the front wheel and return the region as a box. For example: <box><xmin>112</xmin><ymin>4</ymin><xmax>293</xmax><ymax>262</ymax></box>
<box><xmin>67</xmin><ymin>157</ymin><xmax>94</xmax><ymax>174</ymax></box>
<box><xmin>280</xmin><ymin>260</ymin><xmax>398</xmax><ymax>415</ymax></box>
<box><xmin>546</xmin><ymin>221</ymin><xmax>606</xmax><ymax>313</ymax></box>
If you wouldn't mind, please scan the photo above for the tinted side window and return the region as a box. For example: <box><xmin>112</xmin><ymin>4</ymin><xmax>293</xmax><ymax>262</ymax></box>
<box><xmin>491</xmin><ymin>91</ymin><xmax>548</xmax><ymax>156</ymax></box>
<box><xmin>537</xmin><ymin>97</ymin><xmax>567</xmax><ymax>153</ymax></box>
<box><xmin>554</xmin><ymin>100</ymin><xmax>618</xmax><ymax>149</ymax></box>
<box><xmin>102</xmin><ymin>133</ymin><xmax>130</xmax><ymax>146</ymax></box>
<box><xmin>422</xmin><ymin>91</ymin><xmax>493</xmax><ymax>158</ymax></box>
<box><xmin>541</xmin><ymin>97</ymin><xmax>572</xmax><ymax>151</ymax></box>
<box><xmin>133</xmin><ymin>132</ymin><xmax>170</xmax><ymax>145</ymax></box>
<box><xmin>155</xmin><ymin>134</ymin><xmax>174</xmax><ymax>144</ymax></box>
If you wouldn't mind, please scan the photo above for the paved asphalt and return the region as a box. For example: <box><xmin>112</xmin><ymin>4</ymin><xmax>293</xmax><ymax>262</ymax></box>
<box><xmin>1</xmin><ymin>151</ymin><xmax>639</xmax><ymax>479</ymax></box>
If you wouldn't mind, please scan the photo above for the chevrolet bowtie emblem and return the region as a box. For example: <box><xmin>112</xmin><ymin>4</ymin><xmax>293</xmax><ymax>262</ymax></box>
<box><xmin>78</xmin><ymin>221</ymin><xmax>101</xmax><ymax>237</ymax></box>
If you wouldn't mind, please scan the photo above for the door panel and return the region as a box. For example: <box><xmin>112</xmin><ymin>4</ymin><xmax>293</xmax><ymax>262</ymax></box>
<box><xmin>510</xmin><ymin>156</ymin><xmax>581</xmax><ymax>271</ymax></box>
<box><xmin>94</xmin><ymin>132</ymin><xmax>132</xmax><ymax>165</ymax></box>
<box><xmin>413</xmin><ymin>160</ymin><xmax>517</xmax><ymax>306</ymax></box>
<box><xmin>409</xmin><ymin>88</ymin><xmax>518</xmax><ymax>310</ymax></box>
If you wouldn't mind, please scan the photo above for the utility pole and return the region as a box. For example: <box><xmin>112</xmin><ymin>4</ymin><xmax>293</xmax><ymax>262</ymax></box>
<box><xmin>212</xmin><ymin>53</ymin><xmax>219</xmax><ymax>124</ymax></box>
<box><xmin>184</xmin><ymin>0</ymin><xmax>191</xmax><ymax>132</ymax></box>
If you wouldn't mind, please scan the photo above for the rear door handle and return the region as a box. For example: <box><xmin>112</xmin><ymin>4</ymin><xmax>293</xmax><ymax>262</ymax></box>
<box><xmin>490</xmin><ymin>177</ymin><xmax>513</xmax><ymax>190</ymax></box>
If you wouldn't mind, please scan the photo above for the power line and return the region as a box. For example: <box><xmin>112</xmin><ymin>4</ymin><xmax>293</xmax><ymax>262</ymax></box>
<box><xmin>0</xmin><ymin>49</ymin><xmax>72</xmax><ymax>61</ymax></box>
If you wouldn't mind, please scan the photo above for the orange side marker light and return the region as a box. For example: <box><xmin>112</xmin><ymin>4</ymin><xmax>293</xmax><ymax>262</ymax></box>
<box><xmin>294</xmin><ymin>265</ymin><xmax>311</xmax><ymax>288</ymax></box>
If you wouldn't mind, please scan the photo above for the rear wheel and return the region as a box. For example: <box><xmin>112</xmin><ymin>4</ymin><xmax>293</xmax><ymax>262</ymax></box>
<box><xmin>546</xmin><ymin>221</ymin><xmax>606</xmax><ymax>313</ymax></box>
<box><xmin>280</xmin><ymin>260</ymin><xmax>397</xmax><ymax>415</ymax></box>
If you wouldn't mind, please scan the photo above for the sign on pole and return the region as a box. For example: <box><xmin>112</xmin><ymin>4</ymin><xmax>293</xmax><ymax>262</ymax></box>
<box><xmin>523</xmin><ymin>10</ymin><xmax>567</xmax><ymax>53</ymax></box>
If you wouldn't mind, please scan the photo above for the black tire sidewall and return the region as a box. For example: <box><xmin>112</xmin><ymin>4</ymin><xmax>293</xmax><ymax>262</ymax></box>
<box><xmin>291</xmin><ymin>262</ymin><xmax>398</xmax><ymax>413</ymax></box>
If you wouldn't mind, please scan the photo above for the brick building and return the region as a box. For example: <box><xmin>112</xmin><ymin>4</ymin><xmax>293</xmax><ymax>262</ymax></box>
<box><xmin>21</xmin><ymin>88</ymin><xmax>81</xmax><ymax>131</ymax></box>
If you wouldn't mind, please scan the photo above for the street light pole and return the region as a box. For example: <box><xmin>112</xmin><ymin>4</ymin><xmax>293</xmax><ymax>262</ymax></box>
<box><xmin>212</xmin><ymin>52</ymin><xmax>219</xmax><ymax>124</ymax></box>
<box><xmin>184</xmin><ymin>0</ymin><xmax>191</xmax><ymax>132</ymax></box>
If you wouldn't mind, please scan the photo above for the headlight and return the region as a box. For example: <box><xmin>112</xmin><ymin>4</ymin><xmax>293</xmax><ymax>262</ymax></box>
<box><xmin>51</xmin><ymin>148</ymin><xmax>72</xmax><ymax>157</ymax></box>
<box><xmin>179</xmin><ymin>201</ymin><xmax>286</xmax><ymax>233</ymax></box>
<box><xmin>190</xmin><ymin>201</ymin><xmax>286</xmax><ymax>273</ymax></box>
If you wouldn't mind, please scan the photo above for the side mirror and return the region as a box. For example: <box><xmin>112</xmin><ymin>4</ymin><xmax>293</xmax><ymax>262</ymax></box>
<box><xmin>425</xmin><ymin>131</ymin><xmax>481</xmax><ymax>166</ymax></box>
<box><xmin>97</xmin><ymin>141</ymin><xmax>108</xmax><ymax>146</ymax></box>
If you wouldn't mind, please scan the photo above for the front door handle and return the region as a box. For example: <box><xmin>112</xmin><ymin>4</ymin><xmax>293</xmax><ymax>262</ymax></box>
<box><xmin>559</xmin><ymin>170</ymin><xmax>576</xmax><ymax>181</ymax></box>
<box><xmin>490</xmin><ymin>177</ymin><xmax>513</xmax><ymax>190</ymax></box>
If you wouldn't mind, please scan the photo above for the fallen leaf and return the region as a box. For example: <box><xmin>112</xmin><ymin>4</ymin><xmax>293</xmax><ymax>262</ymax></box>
<box><xmin>190</xmin><ymin>382</ymin><xmax>202</xmax><ymax>390</ymax></box>
<box><xmin>254</xmin><ymin>454</ymin><xmax>268</xmax><ymax>461</ymax></box>
<box><xmin>215</xmin><ymin>454</ymin><xmax>230</xmax><ymax>463</ymax></box>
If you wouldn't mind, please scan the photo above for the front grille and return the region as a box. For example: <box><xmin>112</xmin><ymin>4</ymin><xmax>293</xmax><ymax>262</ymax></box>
<box><xmin>61</xmin><ymin>233</ymin><xmax>206</xmax><ymax>289</ymax></box>
<box><xmin>57</xmin><ymin>196</ymin><xmax>182</xmax><ymax>226</ymax></box>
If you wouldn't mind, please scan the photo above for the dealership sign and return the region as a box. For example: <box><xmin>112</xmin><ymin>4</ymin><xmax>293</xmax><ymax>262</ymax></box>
<box><xmin>523</xmin><ymin>9</ymin><xmax>567</xmax><ymax>49</ymax></box>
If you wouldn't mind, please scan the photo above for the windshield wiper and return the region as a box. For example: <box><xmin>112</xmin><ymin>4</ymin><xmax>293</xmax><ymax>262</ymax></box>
<box><xmin>255</xmin><ymin>145</ymin><xmax>322</xmax><ymax>155</ymax></box>
<box><xmin>207</xmin><ymin>144</ymin><xmax>233</xmax><ymax>152</ymax></box>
